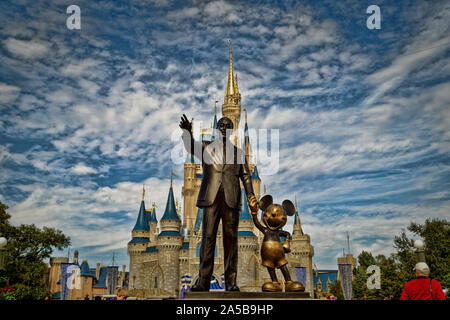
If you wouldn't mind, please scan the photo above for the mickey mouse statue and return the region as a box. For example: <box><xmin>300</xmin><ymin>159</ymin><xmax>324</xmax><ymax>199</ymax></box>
<box><xmin>251</xmin><ymin>195</ymin><xmax>305</xmax><ymax>292</ymax></box>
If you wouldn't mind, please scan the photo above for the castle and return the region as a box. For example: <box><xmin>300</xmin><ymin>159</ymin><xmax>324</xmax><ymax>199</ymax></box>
<box><xmin>127</xmin><ymin>42</ymin><xmax>315</xmax><ymax>299</ymax></box>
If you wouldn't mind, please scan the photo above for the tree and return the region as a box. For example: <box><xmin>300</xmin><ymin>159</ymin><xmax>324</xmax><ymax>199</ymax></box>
<box><xmin>352</xmin><ymin>250</ymin><xmax>379</xmax><ymax>300</ymax></box>
<box><xmin>352</xmin><ymin>218</ymin><xmax>449</xmax><ymax>300</ymax></box>
<box><xmin>328</xmin><ymin>279</ymin><xmax>344</xmax><ymax>300</ymax></box>
<box><xmin>0</xmin><ymin>201</ymin><xmax>71</xmax><ymax>299</ymax></box>
<box><xmin>393</xmin><ymin>218</ymin><xmax>450</xmax><ymax>289</ymax></box>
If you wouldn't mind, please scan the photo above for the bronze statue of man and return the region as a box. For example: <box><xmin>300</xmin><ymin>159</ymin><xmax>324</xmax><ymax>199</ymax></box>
<box><xmin>179</xmin><ymin>114</ymin><xmax>258</xmax><ymax>291</ymax></box>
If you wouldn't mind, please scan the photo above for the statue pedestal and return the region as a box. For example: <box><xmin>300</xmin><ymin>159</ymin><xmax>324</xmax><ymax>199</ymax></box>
<box><xmin>183</xmin><ymin>291</ymin><xmax>311</xmax><ymax>300</ymax></box>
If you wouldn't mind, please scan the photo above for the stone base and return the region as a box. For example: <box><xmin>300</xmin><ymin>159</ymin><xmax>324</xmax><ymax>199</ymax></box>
<box><xmin>183</xmin><ymin>291</ymin><xmax>311</xmax><ymax>300</ymax></box>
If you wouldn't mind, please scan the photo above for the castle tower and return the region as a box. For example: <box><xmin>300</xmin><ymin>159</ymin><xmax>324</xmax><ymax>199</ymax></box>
<box><xmin>157</xmin><ymin>176</ymin><xmax>183</xmax><ymax>296</ymax></box>
<box><xmin>289</xmin><ymin>196</ymin><xmax>315</xmax><ymax>297</ymax></box>
<box><xmin>149</xmin><ymin>203</ymin><xmax>159</xmax><ymax>243</ymax></box>
<box><xmin>237</xmin><ymin>189</ymin><xmax>258</xmax><ymax>288</ymax></box>
<box><xmin>242</xmin><ymin>108</ymin><xmax>252</xmax><ymax>166</ymax></box>
<box><xmin>48</xmin><ymin>257</ymin><xmax>69</xmax><ymax>293</ymax></box>
<box><xmin>292</xmin><ymin>196</ymin><xmax>304</xmax><ymax>237</ymax></box>
<box><xmin>212</xmin><ymin>100</ymin><xmax>218</xmax><ymax>140</ymax></box>
<box><xmin>182</xmin><ymin>151</ymin><xmax>197</xmax><ymax>232</ymax></box>
<box><xmin>127</xmin><ymin>188</ymin><xmax>151</xmax><ymax>290</ymax></box>
<box><xmin>222</xmin><ymin>40</ymin><xmax>241</xmax><ymax>145</ymax></box>
<box><xmin>79</xmin><ymin>259</ymin><xmax>94</xmax><ymax>299</ymax></box>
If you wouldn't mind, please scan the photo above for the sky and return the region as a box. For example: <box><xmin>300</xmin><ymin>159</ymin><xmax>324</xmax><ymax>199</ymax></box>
<box><xmin>0</xmin><ymin>0</ymin><xmax>449</xmax><ymax>270</ymax></box>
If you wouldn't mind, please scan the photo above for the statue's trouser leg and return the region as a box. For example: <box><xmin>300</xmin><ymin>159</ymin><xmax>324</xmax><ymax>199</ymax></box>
<box><xmin>221</xmin><ymin>193</ymin><xmax>239</xmax><ymax>287</ymax></box>
<box><xmin>267</xmin><ymin>267</ymin><xmax>278</xmax><ymax>282</ymax></box>
<box><xmin>280</xmin><ymin>264</ymin><xmax>292</xmax><ymax>282</ymax></box>
<box><xmin>198</xmin><ymin>190</ymin><xmax>223</xmax><ymax>287</ymax></box>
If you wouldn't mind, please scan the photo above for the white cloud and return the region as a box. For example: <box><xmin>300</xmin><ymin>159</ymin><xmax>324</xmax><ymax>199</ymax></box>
<box><xmin>3</xmin><ymin>38</ymin><xmax>50</xmax><ymax>59</ymax></box>
<box><xmin>71</xmin><ymin>163</ymin><xmax>97</xmax><ymax>175</ymax></box>
<box><xmin>0</xmin><ymin>82</ymin><xmax>20</xmax><ymax>103</ymax></box>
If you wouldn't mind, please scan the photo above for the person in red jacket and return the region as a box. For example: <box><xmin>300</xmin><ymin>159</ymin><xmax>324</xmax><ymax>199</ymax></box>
<box><xmin>400</xmin><ymin>262</ymin><xmax>446</xmax><ymax>300</ymax></box>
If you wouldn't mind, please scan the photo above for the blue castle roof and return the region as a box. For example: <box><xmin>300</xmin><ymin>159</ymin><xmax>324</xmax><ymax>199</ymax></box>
<box><xmin>128</xmin><ymin>237</ymin><xmax>150</xmax><ymax>244</ymax></box>
<box><xmin>239</xmin><ymin>189</ymin><xmax>252</xmax><ymax>220</ymax></box>
<box><xmin>145</xmin><ymin>246</ymin><xmax>158</xmax><ymax>253</ymax></box>
<box><xmin>158</xmin><ymin>230</ymin><xmax>182</xmax><ymax>237</ymax></box>
<box><xmin>80</xmin><ymin>260</ymin><xmax>93</xmax><ymax>277</ymax></box>
<box><xmin>212</xmin><ymin>113</ymin><xmax>218</xmax><ymax>139</ymax></box>
<box><xmin>149</xmin><ymin>207</ymin><xmax>157</xmax><ymax>223</ymax></box>
<box><xmin>252</xmin><ymin>166</ymin><xmax>260</xmax><ymax>180</ymax></box>
<box><xmin>93</xmin><ymin>267</ymin><xmax>108</xmax><ymax>288</ymax></box>
<box><xmin>160</xmin><ymin>184</ymin><xmax>180</xmax><ymax>221</ymax></box>
<box><xmin>238</xmin><ymin>231</ymin><xmax>256</xmax><ymax>237</ymax></box>
<box><xmin>194</xmin><ymin>208</ymin><xmax>203</xmax><ymax>231</ymax></box>
<box><xmin>133</xmin><ymin>201</ymin><xmax>149</xmax><ymax>232</ymax></box>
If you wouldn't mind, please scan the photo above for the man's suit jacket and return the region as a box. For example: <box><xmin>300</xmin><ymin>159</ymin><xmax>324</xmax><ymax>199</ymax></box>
<box><xmin>182</xmin><ymin>131</ymin><xmax>255</xmax><ymax>209</ymax></box>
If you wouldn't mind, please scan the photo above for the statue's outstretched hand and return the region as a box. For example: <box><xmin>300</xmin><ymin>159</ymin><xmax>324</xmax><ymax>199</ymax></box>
<box><xmin>179</xmin><ymin>114</ymin><xmax>192</xmax><ymax>133</ymax></box>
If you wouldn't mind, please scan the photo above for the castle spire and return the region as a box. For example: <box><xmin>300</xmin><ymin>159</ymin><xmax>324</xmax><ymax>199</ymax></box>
<box><xmin>132</xmin><ymin>197</ymin><xmax>149</xmax><ymax>231</ymax></box>
<box><xmin>226</xmin><ymin>39</ymin><xmax>235</xmax><ymax>97</ymax></box>
<box><xmin>212</xmin><ymin>100</ymin><xmax>219</xmax><ymax>139</ymax></box>
<box><xmin>142</xmin><ymin>184</ymin><xmax>145</xmax><ymax>201</ymax></box>
<box><xmin>293</xmin><ymin>196</ymin><xmax>303</xmax><ymax>236</ymax></box>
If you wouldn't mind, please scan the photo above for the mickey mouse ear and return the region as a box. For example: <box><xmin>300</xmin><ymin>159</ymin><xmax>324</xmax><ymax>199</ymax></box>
<box><xmin>282</xmin><ymin>200</ymin><xmax>295</xmax><ymax>216</ymax></box>
<box><xmin>259</xmin><ymin>195</ymin><xmax>273</xmax><ymax>211</ymax></box>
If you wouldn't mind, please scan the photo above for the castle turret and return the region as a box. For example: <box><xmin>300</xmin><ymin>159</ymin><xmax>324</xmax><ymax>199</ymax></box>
<box><xmin>48</xmin><ymin>257</ymin><xmax>69</xmax><ymax>294</ymax></box>
<box><xmin>292</xmin><ymin>196</ymin><xmax>304</xmax><ymax>237</ymax></box>
<box><xmin>242</xmin><ymin>108</ymin><xmax>252</xmax><ymax>166</ymax></box>
<box><xmin>157</xmin><ymin>176</ymin><xmax>183</xmax><ymax>296</ymax></box>
<box><xmin>128</xmin><ymin>188</ymin><xmax>151</xmax><ymax>291</ymax></box>
<box><xmin>212</xmin><ymin>100</ymin><xmax>218</xmax><ymax>140</ymax></box>
<box><xmin>289</xmin><ymin>196</ymin><xmax>315</xmax><ymax>297</ymax></box>
<box><xmin>222</xmin><ymin>39</ymin><xmax>241</xmax><ymax>145</ymax></box>
<box><xmin>79</xmin><ymin>260</ymin><xmax>94</xmax><ymax>299</ymax></box>
<box><xmin>149</xmin><ymin>203</ymin><xmax>158</xmax><ymax>243</ymax></box>
<box><xmin>182</xmin><ymin>150</ymin><xmax>197</xmax><ymax>232</ymax></box>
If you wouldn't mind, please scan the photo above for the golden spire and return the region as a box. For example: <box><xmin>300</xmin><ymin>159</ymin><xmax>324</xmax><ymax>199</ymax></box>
<box><xmin>263</xmin><ymin>184</ymin><xmax>267</xmax><ymax>195</ymax></box>
<box><xmin>170</xmin><ymin>172</ymin><xmax>176</xmax><ymax>188</ymax></box>
<box><xmin>234</xmin><ymin>74</ymin><xmax>239</xmax><ymax>94</ymax></box>
<box><xmin>295</xmin><ymin>195</ymin><xmax>298</xmax><ymax>212</ymax></box>
<box><xmin>226</xmin><ymin>39</ymin><xmax>235</xmax><ymax>97</ymax></box>
<box><xmin>142</xmin><ymin>185</ymin><xmax>145</xmax><ymax>201</ymax></box>
<box><xmin>214</xmin><ymin>99</ymin><xmax>217</xmax><ymax>115</ymax></box>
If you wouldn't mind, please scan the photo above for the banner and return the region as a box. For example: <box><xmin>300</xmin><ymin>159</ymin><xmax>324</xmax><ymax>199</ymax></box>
<box><xmin>295</xmin><ymin>267</ymin><xmax>306</xmax><ymax>288</ymax></box>
<box><xmin>106</xmin><ymin>266</ymin><xmax>119</xmax><ymax>295</ymax></box>
<box><xmin>60</xmin><ymin>263</ymin><xmax>79</xmax><ymax>300</ymax></box>
<box><xmin>338</xmin><ymin>264</ymin><xmax>353</xmax><ymax>300</ymax></box>
<box><xmin>179</xmin><ymin>274</ymin><xmax>192</xmax><ymax>299</ymax></box>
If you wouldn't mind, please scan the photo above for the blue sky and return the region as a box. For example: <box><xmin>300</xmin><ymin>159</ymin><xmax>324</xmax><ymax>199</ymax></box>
<box><xmin>0</xmin><ymin>0</ymin><xmax>449</xmax><ymax>270</ymax></box>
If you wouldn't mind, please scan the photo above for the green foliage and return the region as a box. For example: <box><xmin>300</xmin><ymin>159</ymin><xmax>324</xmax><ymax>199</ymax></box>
<box><xmin>0</xmin><ymin>201</ymin><xmax>71</xmax><ymax>300</ymax></box>
<box><xmin>393</xmin><ymin>218</ymin><xmax>450</xmax><ymax>288</ymax></box>
<box><xmin>328</xmin><ymin>279</ymin><xmax>344</xmax><ymax>300</ymax></box>
<box><xmin>353</xmin><ymin>218</ymin><xmax>449</xmax><ymax>300</ymax></box>
<box><xmin>12</xmin><ymin>283</ymin><xmax>50</xmax><ymax>300</ymax></box>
